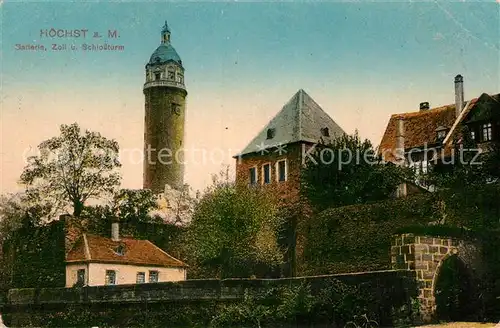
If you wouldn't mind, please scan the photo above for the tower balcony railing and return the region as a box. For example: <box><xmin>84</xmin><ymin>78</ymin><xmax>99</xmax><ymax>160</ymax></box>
<box><xmin>143</xmin><ymin>80</ymin><xmax>186</xmax><ymax>90</ymax></box>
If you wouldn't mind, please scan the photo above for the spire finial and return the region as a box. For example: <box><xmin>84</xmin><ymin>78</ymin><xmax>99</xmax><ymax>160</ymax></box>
<box><xmin>161</xmin><ymin>20</ymin><xmax>171</xmax><ymax>44</ymax></box>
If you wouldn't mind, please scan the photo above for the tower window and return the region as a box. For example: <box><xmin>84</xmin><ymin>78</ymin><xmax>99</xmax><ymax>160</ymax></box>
<box><xmin>321</xmin><ymin>127</ymin><xmax>330</xmax><ymax>137</ymax></box>
<box><xmin>177</xmin><ymin>73</ymin><xmax>184</xmax><ymax>84</ymax></box>
<box><xmin>168</xmin><ymin>70</ymin><xmax>175</xmax><ymax>80</ymax></box>
<box><xmin>276</xmin><ymin>159</ymin><xmax>287</xmax><ymax>182</ymax></box>
<box><xmin>262</xmin><ymin>163</ymin><xmax>271</xmax><ymax>184</ymax></box>
<box><xmin>171</xmin><ymin>103</ymin><xmax>181</xmax><ymax>115</ymax></box>
<box><xmin>154</xmin><ymin>72</ymin><xmax>161</xmax><ymax>81</ymax></box>
<box><xmin>266</xmin><ymin>128</ymin><xmax>275</xmax><ymax>140</ymax></box>
<box><xmin>249</xmin><ymin>167</ymin><xmax>257</xmax><ymax>185</ymax></box>
<box><xmin>482</xmin><ymin>123</ymin><xmax>492</xmax><ymax>141</ymax></box>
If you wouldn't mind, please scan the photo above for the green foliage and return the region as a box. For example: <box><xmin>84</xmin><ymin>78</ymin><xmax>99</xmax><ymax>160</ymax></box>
<box><xmin>301</xmin><ymin>132</ymin><xmax>412</xmax><ymax>212</ymax></box>
<box><xmin>391</xmin><ymin>297</ymin><xmax>420</xmax><ymax>328</ymax></box>
<box><xmin>186</xmin><ymin>173</ymin><xmax>284</xmax><ymax>278</ymax></box>
<box><xmin>83</xmin><ymin>188</ymin><xmax>163</xmax><ymax>233</ymax></box>
<box><xmin>302</xmin><ymin>194</ymin><xmax>437</xmax><ymax>275</ymax></box>
<box><xmin>210</xmin><ymin>283</ymin><xmax>316</xmax><ymax>327</ymax></box>
<box><xmin>0</xmin><ymin>192</ymin><xmax>55</xmax><ymax>291</ymax></box>
<box><xmin>7</xmin><ymin>219</ymin><xmax>65</xmax><ymax>289</ymax></box>
<box><xmin>20</xmin><ymin>123</ymin><xmax>121</xmax><ymax>217</ymax></box>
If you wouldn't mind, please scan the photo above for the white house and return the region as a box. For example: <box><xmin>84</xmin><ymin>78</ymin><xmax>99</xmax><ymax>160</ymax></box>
<box><xmin>65</xmin><ymin>221</ymin><xmax>187</xmax><ymax>287</ymax></box>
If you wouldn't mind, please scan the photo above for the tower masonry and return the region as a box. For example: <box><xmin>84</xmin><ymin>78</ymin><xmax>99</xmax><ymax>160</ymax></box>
<box><xmin>143</xmin><ymin>21</ymin><xmax>187</xmax><ymax>193</ymax></box>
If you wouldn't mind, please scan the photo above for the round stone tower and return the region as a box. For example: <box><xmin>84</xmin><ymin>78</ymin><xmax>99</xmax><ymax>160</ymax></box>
<box><xmin>143</xmin><ymin>21</ymin><xmax>187</xmax><ymax>193</ymax></box>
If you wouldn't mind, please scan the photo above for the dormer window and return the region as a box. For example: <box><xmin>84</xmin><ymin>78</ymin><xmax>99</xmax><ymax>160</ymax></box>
<box><xmin>321</xmin><ymin>127</ymin><xmax>330</xmax><ymax>137</ymax></box>
<box><xmin>114</xmin><ymin>244</ymin><xmax>126</xmax><ymax>256</ymax></box>
<box><xmin>266</xmin><ymin>128</ymin><xmax>275</xmax><ymax>140</ymax></box>
<box><xmin>435</xmin><ymin>126</ymin><xmax>447</xmax><ymax>141</ymax></box>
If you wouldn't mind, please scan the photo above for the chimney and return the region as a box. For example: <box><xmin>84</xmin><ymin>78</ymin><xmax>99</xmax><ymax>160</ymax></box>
<box><xmin>111</xmin><ymin>218</ymin><xmax>120</xmax><ymax>241</ymax></box>
<box><xmin>395</xmin><ymin>117</ymin><xmax>407</xmax><ymax>197</ymax></box>
<box><xmin>395</xmin><ymin>117</ymin><xmax>405</xmax><ymax>166</ymax></box>
<box><xmin>419</xmin><ymin>102</ymin><xmax>430</xmax><ymax>111</ymax></box>
<box><xmin>454</xmin><ymin>74</ymin><xmax>464</xmax><ymax>118</ymax></box>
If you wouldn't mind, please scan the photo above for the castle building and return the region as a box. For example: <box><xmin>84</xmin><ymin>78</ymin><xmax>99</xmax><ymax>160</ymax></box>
<box><xmin>143</xmin><ymin>21</ymin><xmax>187</xmax><ymax>193</ymax></box>
<box><xmin>234</xmin><ymin>89</ymin><xmax>346</xmax><ymax>276</ymax></box>
<box><xmin>234</xmin><ymin>89</ymin><xmax>345</xmax><ymax>203</ymax></box>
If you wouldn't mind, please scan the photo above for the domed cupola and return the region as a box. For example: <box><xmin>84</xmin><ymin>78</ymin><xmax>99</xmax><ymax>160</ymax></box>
<box><xmin>144</xmin><ymin>20</ymin><xmax>185</xmax><ymax>91</ymax></box>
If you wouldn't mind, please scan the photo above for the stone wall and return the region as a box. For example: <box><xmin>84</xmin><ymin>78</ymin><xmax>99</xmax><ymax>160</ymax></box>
<box><xmin>1</xmin><ymin>270</ymin><xmax>416</xmax><ymax>327</ymax></box>
<box><xmin>391</xmin><ymin>233</ymin><xmax>482</xmax><ymax>322</ymax></box>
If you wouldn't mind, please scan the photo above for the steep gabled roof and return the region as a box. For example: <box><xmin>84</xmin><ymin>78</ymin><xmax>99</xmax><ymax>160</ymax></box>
<box><xmin>379</xmin><ymin>92</ymin><xmax>500</xmax><ymax>162</ymax></box>
<box><xmin>236</xmin><ymin>89</ymin><xmax>345</xmax><ymax>156</ymax></box>
<box><xmin>442</xmin><ymin>93</ymin><xmax>500</xmax><ymax>151</ymax></box>
<box><xmin>66</xmin><ymin>233</ymin><xmax>187</xmax><ymax>268</ymax></box>
<box><xmin>378</xmin><ymin>104</ymin><xmax>457</xmax><ymax>162</ymax></box>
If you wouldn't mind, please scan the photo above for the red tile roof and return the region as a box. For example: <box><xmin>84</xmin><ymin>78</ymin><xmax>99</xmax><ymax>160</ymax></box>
<box><xmin>379</xmin><ymin>103</ymin><xmax>457</xmax><ymax>162</ymax></box>
<box><xmin>379</xmin><ymin>93</ymin><xmax>500</xmax><ymax>162</ymax></box>
<box><xmin>66</xmin><ymin>234</ymin><xmax>187</xmax><ymax>268</ymax></box>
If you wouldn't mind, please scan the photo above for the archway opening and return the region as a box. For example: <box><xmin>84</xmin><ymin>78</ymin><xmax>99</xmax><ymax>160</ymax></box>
<box><xmin>434</xmin><ymin>254</ymin><xmax>477</xmax><ymax>321</ymax></box>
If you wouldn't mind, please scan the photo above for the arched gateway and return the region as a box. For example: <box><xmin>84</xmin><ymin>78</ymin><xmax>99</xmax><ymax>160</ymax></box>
<box><xmin>391</xmin><ymin>233</ymin><xmax>483</xmax><ymax>322</ymax></box>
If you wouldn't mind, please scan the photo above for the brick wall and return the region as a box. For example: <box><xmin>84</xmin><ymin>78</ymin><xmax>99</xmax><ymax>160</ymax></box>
<box><xmin>235</xmin><ymin>142</ymin><xmax>305</xmax><ymax>203</ymax></box>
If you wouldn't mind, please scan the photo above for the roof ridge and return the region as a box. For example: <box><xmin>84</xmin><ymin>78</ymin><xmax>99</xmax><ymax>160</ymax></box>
<box><xmin>83</xmin><ymin>233</ymin><xmax>91</xmax><ymax>261</ymax></box>
<box><xmin>298</xmin><ymin>89</ymin><xmax>303</xmax><ymax>142</ymax></box>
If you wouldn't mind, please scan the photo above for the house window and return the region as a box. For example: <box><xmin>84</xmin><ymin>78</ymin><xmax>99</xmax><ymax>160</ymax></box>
<box><xmin>321</xmin><ymin>127</ymin><xmax>330</xmax><ymax>137</ymax></box>
<box><xmin>471</xmin><ymin>130</ymin><xmax>476</xmax><ymax>141</ymax></box>
<box><xmin>437</xmin><ymin>130</ymin><xmax>446</xmax><ymax>140</ymax></box>
<box><xmin>262</xmin><ymin>163</ymin><xmax>271</xmax><ymax>184</ymax></box>
<box><xmin>105</xmin><ymin>270</ymin><xmax>116</xmax><ymax>285</ymax></box>
<box><xmin>136</xmin><ymin>272</ymin><xmax>145</xmax><ymax>284</ymax></box>
<box><xmin>249</xmin><ymin>167</ymin><xmax>257</xmax><ymax>185</ymax></box>
<box><xmin>76</xmin><ymin>269</ymin><xmax>85</xmax><ymax>286</ymax></box>
<box><xmin>276</xmin><ymin>160</ymin><xmax>287</xmax><ymax>182</ymax></box>
<box><xmin>266</xmin><ymin>128</ymin><xmax>275</xmax><ymax>139</ymax></box>
<box><xmin>149</xmin><ymin>270</ymin><xmax>159</xmax><ymax>283</ymax></box>
<box><xmin>154</xmin><ymin>72</ymin><xmax>161</xmax><ymax>81</ymax></box>
<box><xmin>482</xmin><ymin>123</ymin><xmax>492</xmax><ymax>141</ymax></box>
<box><xmin>410</xmin><ymin>160</ymin><xmax>428</xmax><ymax>176</ymax></box>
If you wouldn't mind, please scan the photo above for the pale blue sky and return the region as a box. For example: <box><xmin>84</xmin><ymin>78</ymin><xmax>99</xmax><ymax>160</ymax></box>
<box><xmin>1</xmin><ymin>1</ymin><xmax>499</xmax><ymax>193</ymax></box>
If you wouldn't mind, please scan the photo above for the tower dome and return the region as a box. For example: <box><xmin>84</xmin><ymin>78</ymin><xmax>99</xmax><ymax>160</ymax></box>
<box><xmin>146</xmin><ymin>20</ymin><xmax>183</xmax><ymax>67</ymax></box>
<box><xmin>144</xmin><ymin>20</ymin><xmax>185</xmax><ymax>91</ymax></box>
<box><xmin>148</xmin><ymin>44</ymin><xmax>182</xmax><ymax>66</ymax></box>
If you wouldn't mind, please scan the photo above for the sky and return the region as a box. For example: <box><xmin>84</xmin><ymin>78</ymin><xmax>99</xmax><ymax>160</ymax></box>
<box><xmin>1</xmin><ymin>1</ymin><xmax>499</xmax><ymax>194</ymax></box>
